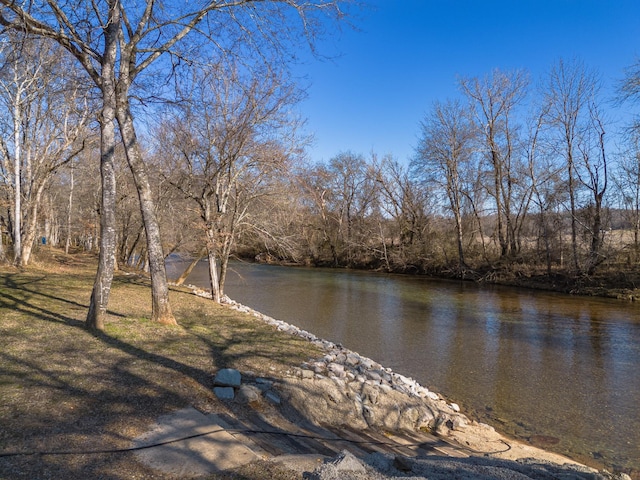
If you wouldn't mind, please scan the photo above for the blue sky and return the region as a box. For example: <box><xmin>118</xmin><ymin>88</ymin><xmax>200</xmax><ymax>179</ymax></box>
<box><xmin>294</xmin><ymin>0</ymin><xmax>640</xmax><ymax>164</ymax></box>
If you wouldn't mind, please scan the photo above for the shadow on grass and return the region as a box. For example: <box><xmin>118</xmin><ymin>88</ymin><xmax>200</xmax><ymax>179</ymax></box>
<box><xmin>0</xmin><ymin>269</ymin><xmax>312</xmax><ymax>478</ymax></box>
<box><xmin>0</xmin><ymin>271</ymin><xmax>216</xmax><ymax>477</ymax></box>
<box><xmin>0</xmin><ymin>272</ymin><xmax>125</xmax><ymax>322</ymax></box>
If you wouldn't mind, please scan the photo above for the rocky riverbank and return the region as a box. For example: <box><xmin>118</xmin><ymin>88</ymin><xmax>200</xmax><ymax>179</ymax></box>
<box><xmin>186</xmin><ymin>285</ymin><xmax>632</xmax><ymax>479</ymax></box>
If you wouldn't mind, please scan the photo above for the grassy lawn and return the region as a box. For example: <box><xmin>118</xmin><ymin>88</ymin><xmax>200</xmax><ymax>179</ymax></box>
<box><xmin>0</xmin><ymin>249</ymin><xmax>320</xmax><ymax>479</ymax></box>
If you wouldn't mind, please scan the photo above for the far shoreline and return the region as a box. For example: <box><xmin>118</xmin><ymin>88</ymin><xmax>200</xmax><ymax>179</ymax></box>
<box><xmin>246</xmin><ymin>255</ymin><xmax>640</xmax><ymax>302</ymax></box>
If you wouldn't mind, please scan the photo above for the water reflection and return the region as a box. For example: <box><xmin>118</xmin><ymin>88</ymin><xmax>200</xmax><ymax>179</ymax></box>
<box><xmin>167</xmin><ymin>259</ymin><xmax>640</xmax><ymax>473</ymax></box>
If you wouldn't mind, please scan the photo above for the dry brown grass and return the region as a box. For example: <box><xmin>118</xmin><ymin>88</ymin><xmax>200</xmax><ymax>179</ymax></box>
<box><xmin>0</xmin><ymin>248</ymin><xmax>321</xmax><ymax>479</ymax></box>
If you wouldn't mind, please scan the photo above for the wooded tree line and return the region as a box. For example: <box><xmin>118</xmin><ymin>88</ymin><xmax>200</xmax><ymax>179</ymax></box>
<box><xmin>2</xmin><ymin>3</ymin><xmax>640</xmax><ymax>331</ymax></box>
<box><xmin>232</xmin><ymin>62</ymin><xmax>640</xmax><ymax>283</ymax></box>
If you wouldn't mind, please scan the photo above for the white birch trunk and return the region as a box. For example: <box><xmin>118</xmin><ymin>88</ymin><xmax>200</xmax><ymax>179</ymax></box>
<box><xmin>12</xmin><ymin>100</ymin><xmax>21</xmax><ymax>264</ymax></box>
<box><xmin>65</xmin><ymin>161</ymin><xmax>74</xmax><ymax>254</ymax></box>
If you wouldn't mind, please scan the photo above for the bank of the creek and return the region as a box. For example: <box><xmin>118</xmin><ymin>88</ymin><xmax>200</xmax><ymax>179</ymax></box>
<box><xmin>167</xmin><ymin>258</ymin><xmax>640</xmax><ymax>477</ymax></box>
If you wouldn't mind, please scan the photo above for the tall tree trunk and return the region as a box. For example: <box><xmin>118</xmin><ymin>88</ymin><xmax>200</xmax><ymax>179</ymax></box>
<box><xmin>218</xmin><ymin>197</ymin><xmax>243</xmax><ymax>299</ymax></box>
<box><xmin>86</xmin><ymin>0</ymin><xmax>119</xmax><ymax>331</ymax></box>
<box><xmin>567</xmin><ymin>159</ymin><xmax>580</xmax><ymax>272</ymax></box>
<box><xmin>491</xmin><ymin>150</ymin><xmax>507</xmax><ymax>258</ymax></box>
<box><xmin>86</xmin><ymin>103</ymin><xmax>117</xmax><ymax>330</ymax></box>
<box><xmin>19</xmin><ymin>182</ymin><xmax>46</xmax><ymax>266</ymax></box>
<box><xmin>587</xmin><ymin>199</ymin><xmax>603</xmax><ymax>275</ymax></box>
<box><xmin>468</xmin><ymin>195</ymin><xmax>489</xmax><ymax>263</ymax></box>
<box><xmin>454</xmin><ymin>212</ymin><xmax>465</xmax><ymax>268</ymax></box>
<box><xmin>448</xmin><ymin>186</ymin><xmax>466</xmax><ymax>268</ymax></box>
<box><xmin>0</xmin><ymin>211</ymin><xmax>5</xmax><ymax>262</ymax></box>
<box><xmin>65</xmin><ymin>161</ymin><xmax>74</xmax><ymax>254</ymax></box>
<box><xmin>116</xmin><ymin>100</ymin><xmax>176</xmax><ymax>325</ymax></box>
<box><xmin>206</xmin><ymin>228</ymin><xmax>222</xmax><ymax>302</ymax></box>
<box><xmin>12</xmin><ymin>101</ymin><xmax>22</xmax><ymax>266</ymax></box>
<box><xmin>219</xmin><ymin>228</ymin><xmax>233</xmax><ymax>299</ymax></box>
<box><xmin>586</xmin><ymin>128</ymin><xmax>608</xmax><ymax>275</ymax></box>
<box><xmin>532</xmin><ymin>184</ymin><xmax>554</xmax><ymax>276</ymax></box>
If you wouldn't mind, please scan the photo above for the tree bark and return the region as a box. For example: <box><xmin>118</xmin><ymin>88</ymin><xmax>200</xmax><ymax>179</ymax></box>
<box><xmin>0</xmin><ymin>217</ymin><xmax>4</xmax><ymax>262</ymax></box>
<box><xmin>585</xmin><ymin>126</ymin><xmax>608</xmax><ymax>275</ymax></box>
<box><xmin>86</xmin><ymin>0</ymin><xmax>119</xmax><ymax>331</ymax></box>
<box><xmin>86</xmin><ymin>125</ymin><xmax>117</xmax><ymax>330</ymax></box>
<box><xmin>65</xmin><ymin>161</ymin><xmax>74</xmax><ymax>254</ymax></box>
<box><xmin>116</xmin><ymin>100</ymin><xmax>176</xmax><ymax>325</ymax></box>
<box><xmin>18</xmin><ymin>181</ymin><xmax>47</xmax><ymax>266</ymax></box>
<box><xmin>206</xmin><ymin>228</ymin><xmax>222</xmax><ymax>303</ymax></box>
<box><xmin>12</xmin><ymin>100</ymin><xmax>22</xmax><ymax>266</ymax></box>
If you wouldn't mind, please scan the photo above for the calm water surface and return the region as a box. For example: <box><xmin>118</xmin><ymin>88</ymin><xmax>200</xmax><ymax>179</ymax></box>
<box><xmin>167</xmin><ymin>259</ymin><xmax>640</xmax><ymax>473</ymax></box>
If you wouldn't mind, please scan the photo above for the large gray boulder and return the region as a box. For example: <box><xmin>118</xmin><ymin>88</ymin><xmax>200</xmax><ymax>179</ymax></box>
<box><xmin>214</xmin><ymin>368</ymin><xmax>241</xmax><ymax>387</ymax></box>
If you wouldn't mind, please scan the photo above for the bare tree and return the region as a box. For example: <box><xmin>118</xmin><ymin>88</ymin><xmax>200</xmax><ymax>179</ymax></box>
<box><xmin>460</xmin><ymin>69</ymin><xmax>530</xmax><ymax>260</ymax></box>
<box><xmin>296</xmin><ymin>163</ymin><xmax>338</xmax><ymax>265</ymax></box>
<box><xmin>618</xmin><ymin>58</ymin><xmax>640</xmax><ymax>133</ymax></box>
<box><xmin>375</xmin><ymin>156</ymin><xmax>435</xmax><ymax>270</ymax></box>
<box><xmin>0</xmin><ymin>0</ymin><xmax>348</xmax><ymax>329</ymax></box>
<box><xmin>323</xmin><ymin>152</ymin><xmax>378</xmax><ymax>266</ymax></box>
<box><xmin>526</xmin><ymin>108</ymin><xmax>565</xmax><ymax>274</ymax></box>
<box><xmin>541</xmin><ymin>58</ymin><xmax>602</xmax><ymax>272</ymax></box>
<box><xmin>161</xmin><ymin>64</ymin><xmax>303</xmax><ymax>301</ymax></box>
<box><xmin>616</xmin><ymin>58</ymin><xmax>640</xmax><ymax>264</ymax></box>
<box><xmin>615</xmin><ymin>132</ymin><xmax>640</xmax><ymax>260</ymax></box>
<box><xmin>0</xmin><ymin>34</ymin><xmax>37</xmax><ymax>263</ymax></box>
<box><xmin>415</xmin><ymin>99</ymin><xmax>476</xmax><ymax>270</ymax></box>
<box><xmin>0</xmin><ymin>188</ymin><xmax>6</xmax><ymax>262</ymax></box>
<box><xmin>578</xmin><ymin>104</ymin><xmax>609</xmax><ymax>274</ymax></box>
<box><xmin>244</xmin><ymin>176</ymin><xmax>312</xmax><ymax>265</ymax></box>
<box><xmin>0</xmin><ymin>34</ymin><xmax>90</xmax><ymax>267</ymax></box>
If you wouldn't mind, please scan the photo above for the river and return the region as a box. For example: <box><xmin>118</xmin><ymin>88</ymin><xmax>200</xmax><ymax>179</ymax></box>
<box><xmin>166</xmin><ymin>258</ymin><xmax>640</xmax><ymax>474</ymax></box>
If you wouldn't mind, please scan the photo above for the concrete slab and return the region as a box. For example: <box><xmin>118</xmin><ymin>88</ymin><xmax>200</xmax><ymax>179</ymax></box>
<box><xmin>133</xmin><ymin>407</ymin><xmax>259</xmax><ymax>477</ymax></box>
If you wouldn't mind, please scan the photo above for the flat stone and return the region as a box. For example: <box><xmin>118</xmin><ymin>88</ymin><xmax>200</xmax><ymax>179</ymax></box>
<box><xmin>451</xmin><ymin>416</ymin><xmax>467</xmax><ymax>430</ymax></box>
<box><xmin>214</xmin><ymin>386</ymin><xmax>235</xmax><ymax>400</ymax></box>
<box><xmin>214</xmin><ymin>368</ymin><xmax>241</xmax><ymax>387</ymax></box>
<box><xmin>311</xmin><ymin>361</ymin><xmax>326</xmax><ymax>373</ymax></box>
<box><xmin>300</xmin><ymin>369</ymin><xmax>315</xmax><ymax>379</ymax></box>
<box><xmin>345</xmin><ymin>353</ymin><xmax>360</xmax><ymax>366</ymax></box>
<box><xmin>133</xmin><ymin>407</ymin><xmax>258</xmax><ymax>476</ymax></box>
<box><xmin>426</xmin><ymin>391</ymin><xmax>439</xmax><ymax>400</ymax></box>
<box><xmin>236</xmin><ymin>385</ymin><xmax>261</xmax><ymax>404</ymax></box>
<box><xmin>328</xmin><ymin>362</ymin><xmax>345</xmax><ymax>376</ymax></box>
